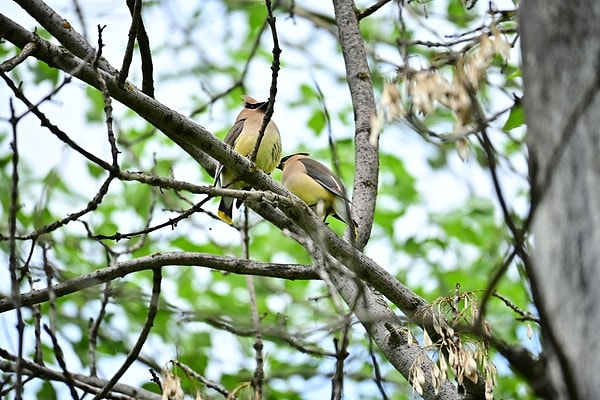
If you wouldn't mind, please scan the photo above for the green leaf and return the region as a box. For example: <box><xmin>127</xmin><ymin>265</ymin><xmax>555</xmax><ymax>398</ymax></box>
<box><xmin>307</xmin><ymin>110</ymin><xmax>326</xmax><ymax>135</ymax></box>
<box><xmin>507</xmin><ymin>69</ymin><xmax>522</xmax><ymax>80</ymax></box>
<box><xmin>447</xmin><ymin>0</ymin><xmax>476</xmax><ymax>28</ymax></box>
<box><xmin>29</xmin><ymin>61</ymin><xmax>60</xmax><ymax>86</ymax></box>
<box><xmin>36</xmin><ymin>380</ymin><xmax>58</xmax><ymax>400</ymax></box>
<box><xmin>85</xmin><ymin>86</ymin><xmax>105</xmax><ymax>122</ymax></box>
<box><xmin>87</xmin><ymin>162</ymin><xmax>104</xmax><ymax>178</ymax></box>
<box><xmin>379</xmin><ymin>153</ymin><xmax>418</xmax><ymax>206</ymax></box>
<box><xmin>503</xmin><ymin>102</ymin><xmax>525</xmax><ymax>131</ymax></box>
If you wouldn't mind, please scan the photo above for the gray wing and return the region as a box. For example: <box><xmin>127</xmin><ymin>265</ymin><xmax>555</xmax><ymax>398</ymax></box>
<box><xmin>214</xmin><ymin>119</ymin><xmax>246</xmax><ymax>184</ymax></box>
<box><xmin>222</xmin><ymin>119</ymin><xmax>245</xmax><ymax>147</ymax></box>
<box><xmin>299</xmin><ymin>158</ymin><xmax>351</xmax><ymax>202</ymax></box>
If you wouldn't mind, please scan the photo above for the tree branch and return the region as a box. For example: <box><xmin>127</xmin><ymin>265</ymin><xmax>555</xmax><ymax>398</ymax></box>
<box><xmin>0</xmin><ymin>252</ymin><xmax>318</xmax><ymax>313</ymax></box>
<box><xmin>13</xmin><ymin>0</ymin><xmax>117</xmax><ymax>74</ymax></box>
<box><xmin>0</xmin><ymin>349</ymin><xmax>161</xmax><ymax>400</ymax></box>
<box><xmin>0</xmin><ymin>41</ymin><xmax>37</xmax><ymax>71</ymax></box>
<box><xmin>249</xmin><ymin>0</ymin><xmax>281</xmax><ymax>164</ymax></box>
<box><xmin>92</xmin><ymin>268</ymin><xmax>162</xmax><ymax>399</ymax></box>
<box><xmin>332</xmin><ymin>0</ymin><xmax>379</xmax><ymax>249</ymax></box>
<box><xmin>8</xmin><ymin>98</ymin><xmax>24</xmax><ymax>400</ymax></box>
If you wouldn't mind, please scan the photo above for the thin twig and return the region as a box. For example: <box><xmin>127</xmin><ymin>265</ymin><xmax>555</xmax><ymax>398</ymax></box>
<box><xmin>452</xmin><ymin>283</ymin><xmax>461</xmax><ymax>325</ymax></box>
<box><xmin>190</xmin><ymin>16</ymin><xmax>270</xmax><ymax>116</ymax></box>
<box><xmin>20</xmin><ymin>192</ymin><xmax>40</xmax><ymax>372</ymax></box>
<box><xmin>331</xmin><ymin>280</ymin><xmax>361</xmax><ymax>400</ymax></box>
<box><xmin>32</xmin><ymin>302</ymin><xmax>43</xmax><ymax>364</ymax></box>
<box><xmin>368</xmin><ymin>337</ymin><xmax>389</xmax><ymax>400</ymax></box>
<box><xmin>331</xmin><ymin>333</ymin><xmax>349</xmax><ymax>400</ymax></box>
<box><xmin>43</xmin><ymin>324</ymin><xmax>80</xmax><ymax>399</ymax></box>
<box><xmin>242</xmin><ymin>207</ymin><xmax>265</xmax><ymax>399</ymax></box>
<box><xmin>95</xmin><ymin>25</ymin><xmax>120</xmax><ymax>170</ymax></box>
<box><xmin>173</xmin><ymin>360</ymin><xmax>232</xmax><ymax>398</ymax></box>
<box><xmin>16</xmin><ymin>237</ymin><xmax>35</xmax><ymax>285</ymax></box>
<box><xmin>42</xmin><ymin>244</ymin><xmax>57</xmax><ymax>333</ymax></box>
<box><xmin>90</xmin><ymin>196</ymin><xmax>211</xmax><ymax>241</ymax></box>
<box><xmin>0</xmin><ymin>71</ymin><xmax>113</xmax><ymax>171</ymax></box>
<box><xmin>92</xmin><ymin>268</ymin><xmax>162</xmax><ymax>399</ymax></box>
<box><xmin>40</xmin><ymin>244</ymin><xmax>79</xmax><ymax>397</ymax></box>
<box><xmin>307</xmin><ymin>249</ymin><xmax>352</xmax><ymax>400</ymax></box>
<box><xmin>465</xmin><ymin>79</ymin><xmax>529</xmax><ymax>316</ymax></box>
<box><xmin>125</xmin><ymin>0</ymin><xmax>155</xmax><ymax>96</ymax></box>
<box><xmin>477</xmin><ymin>246</ymin><xmax>518</xmax><ymax>322</ymax></box>
<box><xmin>249</xmin><ymin>0</ymin><xmax>281</xmax><ymax>164</ymax></box>
<box><xmin>93</xmin><ymin>24</ymin><xmax>106</xmax><ymax>68</ymax></box>
<box><xmin>149</xmin><ymin>368</ymin><xmax>162</xmax><ymax>391</ymax></box>
<box><xmin>203</xmin><ymin>316</ymin><xmax>337</xmax><ymax>357</ymax></box>
<box><xmin>118</xmin><ymin>0</ymin><xmax>142</xmax><ymax>89</ymax></box>
<box><xmin>358</xmin><ymin>0</ymin><xmax>393</xmax><ymax>20</ymax></box>
<box><xmin>70</xmin><ymin>0</ymin><xmax>89</xmax><ymax>40</ymax></box>
<box><xmin>85</xmin><ymin>182</ymin><xmax>290</xmax><ymax>242</ymax></box>
<box><xmin>0</xmin><ymin>347</ymin><xmax>161</xmax><ymax>400</ymax></box>
<box><xmin>313</xmin><ymin>77</ymin><xmax>356</xmax><ymax>243</ymax></box>
<box><xmin>89</xmin><ymin>280</ymin><xmax>112</xmax><ymax>377</ymax></box>
<box><xmin>8</xmin><ymin>98</ymin><xmax>24</xmax><ymax>400</ymax></box>
<box><xmin>493</xmin><ymin>292</ymin><xmax>539</xmax><ymax>323</ymax></box>
<box><xmin>0</xmin><ymin>42</ymin><xmax>37</xmax><ymax>72</ymax></box>
<box><xmin>311</xmin><ymin>78</ymin><xmax>340</xmax><ymax>177</ymax></box>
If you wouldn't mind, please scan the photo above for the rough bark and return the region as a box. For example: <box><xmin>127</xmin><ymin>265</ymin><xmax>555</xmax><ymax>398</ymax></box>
<box><xmin>332</xmin><ymin>0</ymin><xmax>379</xmax><ymax>249</ymax></box>
<box><xmin>521</xmin><ymin>1</ymin><xmax>600</xmax><ymax>399</ymax></box>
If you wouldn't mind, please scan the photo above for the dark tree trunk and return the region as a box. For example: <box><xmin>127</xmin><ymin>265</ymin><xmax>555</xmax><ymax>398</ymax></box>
<box><xmin>521</xmin><ymin>1</ymin><xmax>600</xmax><ymax>399</ymax></box>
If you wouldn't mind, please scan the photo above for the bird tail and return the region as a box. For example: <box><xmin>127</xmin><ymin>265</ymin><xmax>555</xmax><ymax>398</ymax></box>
<box><xmin>332</xmin><ymin>198</ymin><xmax>359</xmax><ymax>239</ymax></box>
<box><xmin>332</xmin><ymin>212</ymin><xmax>358</xmax><ymax>237</ymax></box>
<box><xmin>218</xmin><ymin>197</ymin><xmax>234</xmax><ymax>224</ymax></box>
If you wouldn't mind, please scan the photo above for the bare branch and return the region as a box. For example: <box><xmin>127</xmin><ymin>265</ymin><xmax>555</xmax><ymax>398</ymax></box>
<box><xmin>0</xmin><ymin>348</ymin><xmax>161</xmax><ymax>400</ymax></box>
<box><xmin>0</xmin><ymin>252</ymin><xmax>317</xmax><ymax>313</ymax></box>
<box><xmin>368</xmin><ymin>337</ymin><xmax>389</xmax><ymax>400</ymax></box>
<box><xmin>118</xmin><ymin>0</ymin><xmax>156</xmax><ymax>97</ymax></box>
<box><xmin>241</xmin><ymin>209</ymin><xmax>265</xmax><ymax>399</ymax></box>
<box><xmin>8</xmin><ymin>98</ymin><xmax>24</xmax><ymax>400</ymax></box>
<box><xmin>127</xmin><ymin>0</ymin><xmax>155</xmax><ymax>97</ymax></box>
<box><xmin>249</xmin><ymin>0</ymin><xmax>282</xmax><ymax>164</ymax></box>
<box><xmin>202</xmin><ymin>315</ymin><xmax>336</xmax><ymax>357</ymax></box>
<box><xmin>0</xmin><ymin>71</ymin><xmax>113</xmax><ymax>170</ymax></box>
<box><xmin>332</xmin><ymin>0</ymin><xmax>379</xmax><ymax>249</ymax></box>
<box><xmin>43</xmin><ymin>325</ymin><xmax>80</xmax><ymax>399</ymax></box>
<box><xmin>70</xmin><ymin>0</ymin><xmax>88</xmax><ymax>40</ymax></box>
<box><xmin>92</xmin><ymin>268</ymin><xmax>162</xmax><ymax>399</ymax></box>
<box><xmin>0</xmin><ymin>41</ymin><xmax>37</xmax><ymax>72</ymax></box>
<box><xmin>119</xmin><ymin>0</ymin><xmax>142</xmax><ymax>89</ymax></box>
<box><xmin>94</xmin><ymin>25</ymin><xmax>120</xmax><ymax>168</ymax></box>
<box><xmin>331</xmin><ymin>334</ymin><xmax>349</xmax><ymax>400</ymax></box>
<box><xmin>189</xmin><ymin>18</ymin><xmax>269</xmax><ymax>117</ymax></box>
<box><xmin>358</xmin><ymin>0</ymin><xmax>393</xmax><ymax>20</ymax></box>
<box><xmin>172</xmin><ymin>360</ymin><xmax>231</xmax><ymax>398</ymax></box>
<box><xmin>88</xmin><ymin>281</ymin><xmax>112</xmax><ymax>377</ymax></box>
<box><xmin>493</xmin><ymin>291</ymin><xmax>540</xmax><ymax>323</ymax></box>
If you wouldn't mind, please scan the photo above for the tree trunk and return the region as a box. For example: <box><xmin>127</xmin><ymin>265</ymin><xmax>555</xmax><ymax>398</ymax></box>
<box><xmin>521</xmin><ymin>1</ymin><xmax>600</xmax><ymax>399</ymax></box>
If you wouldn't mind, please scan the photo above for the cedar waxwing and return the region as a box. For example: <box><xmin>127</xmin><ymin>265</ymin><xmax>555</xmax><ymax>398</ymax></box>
<box><xmin>278</xmin><ymin>153</ymin><xmax>357</xmax><ymax>232</ymax></box>
<box><xmin>215</xmin><ymin>95</ymin><xmax>282</xmax><ymax>224</ymax></box>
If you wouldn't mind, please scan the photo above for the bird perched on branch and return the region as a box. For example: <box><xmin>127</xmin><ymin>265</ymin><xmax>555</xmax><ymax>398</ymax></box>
<box><xmin>278</xmin><ymin>152</ymin><xmax>357</xmax><ymax>234</ymax></box>
<box><xmin>215</xmin><ymin>95</ymin><xmax>282</xmax><ymax>224</ymax></box>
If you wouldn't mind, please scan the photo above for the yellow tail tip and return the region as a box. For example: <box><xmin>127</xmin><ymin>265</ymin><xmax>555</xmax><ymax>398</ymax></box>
<box><xmin>218</xmin><ymin>210</ymin><xmax>233</xmax><ymax>225</ymax></box>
